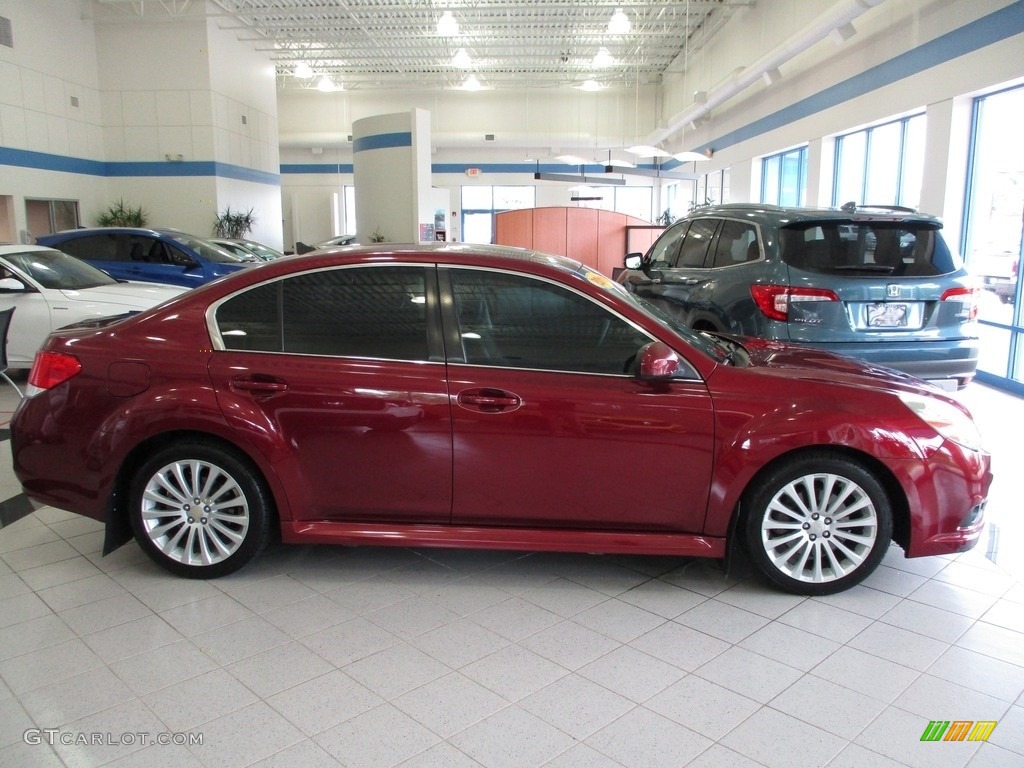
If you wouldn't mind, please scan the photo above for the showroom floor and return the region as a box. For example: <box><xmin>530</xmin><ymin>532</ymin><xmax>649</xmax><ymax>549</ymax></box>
<box><xmin>0</xmin><ymin>377</ymin><xmax>1020</xmax><ymax>768</ymax></box>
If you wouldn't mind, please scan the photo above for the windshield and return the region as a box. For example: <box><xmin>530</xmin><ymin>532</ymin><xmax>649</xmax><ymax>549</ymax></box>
<box><xmin>164</xmin><ymin>233</ymin><xmax>255</xmax><ymax>264</ymax></box>
<box><xmin>2</xmin><ymin>249</ymin><xmax>118</xmax><ymax>290</ymax></box>
<box><xmin>578</xmin><ymin>266</ymin><xmax>730</xmax><ymax>361</ymax></box>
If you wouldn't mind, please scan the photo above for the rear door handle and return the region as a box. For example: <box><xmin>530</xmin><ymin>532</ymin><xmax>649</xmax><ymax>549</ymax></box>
<box><xmin>230</xmin><ymin>374</ymin><xmax>288</xmax><ymax>396</ymax></box>
<box><xmin>457</xmin><ymin>388</ymin><xmax>521</xmax><ymax>413</ymax></box>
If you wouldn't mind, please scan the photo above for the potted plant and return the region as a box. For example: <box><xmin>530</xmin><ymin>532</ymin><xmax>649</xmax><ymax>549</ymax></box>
<box><xmin>96</xmin><ymin>198</ymin><xmax>148</xmax><ymax>227</ymax></box>
<box><xmin>213</xmin><ymin>207</ymin><xmax>257</xmax><ymax>239</ymax></box>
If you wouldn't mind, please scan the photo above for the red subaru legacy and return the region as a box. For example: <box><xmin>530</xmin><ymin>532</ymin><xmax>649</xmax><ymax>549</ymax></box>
<box><xmin>10</xmin><ymin>245</ymin><xmax>992</xmax><ymax>595</ymax></box>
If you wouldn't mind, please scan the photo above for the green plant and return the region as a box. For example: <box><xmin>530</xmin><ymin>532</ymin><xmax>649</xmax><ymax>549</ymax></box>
<box><xmin>688</xmin><ymin>197</ymin><xmax>716</xmax><ymax>212</ymax></box>
<box><xmin>96</xmin><ymin>198</ymin><xmax>148</xmax><ymax>227</ymax></box>
<box><xmin>213</xmin><ymin>207</ymin><xmax>257</xmax><ymax>239</ymax></box>
<box><xmin>369</xmin><ymin>227</ymin><xmax>386</xmax><ymax>243</ymax></box>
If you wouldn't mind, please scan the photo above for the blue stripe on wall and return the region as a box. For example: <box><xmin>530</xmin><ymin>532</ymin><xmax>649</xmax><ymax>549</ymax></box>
<box><xmin>352</xmin><ymin>132</ymin><xmax>412</xmax><ymax>153</ymax></box>
<box><xmin>0</xmin><ymin>146</ymin><xmax>279</xmax><ymax>185</ymax></box>
<box><xmin>684</xmin><ymin>0</ymin><xmax>1024</xmax><ymax>157</ymax></box>
<box><xmin>281</xmin><ymin>163</ymin><xmax>355</xmax><ymax>174</ymax></box>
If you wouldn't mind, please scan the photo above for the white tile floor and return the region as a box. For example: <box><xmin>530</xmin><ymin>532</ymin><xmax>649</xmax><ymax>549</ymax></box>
<box><xmin>0</xmin><ymin>378</ymin><xmax>1021</xmax><ymax>768</ymax></box>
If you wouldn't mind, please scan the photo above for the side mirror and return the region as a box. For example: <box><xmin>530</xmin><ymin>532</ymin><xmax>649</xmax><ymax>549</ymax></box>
<box><xmin>0</xmin><ymin>277</ymin><xmax>26</xmax><ymax>293</ymax></box>
<box><xmin>635</xmin><ymin>341</ymin><xmax>684</xmax><ymax>380</ymax></box>
<box><xmin>624</xmin><ymin>253</ymin><xmax>643</xmax><ymax>270</ymax></box>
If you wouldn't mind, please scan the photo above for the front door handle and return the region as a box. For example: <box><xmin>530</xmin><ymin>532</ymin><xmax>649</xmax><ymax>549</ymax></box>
<box><xmin>457</xmin><ymin>388</ymin><xmax>521</xmax><ymax>413</ymax></box>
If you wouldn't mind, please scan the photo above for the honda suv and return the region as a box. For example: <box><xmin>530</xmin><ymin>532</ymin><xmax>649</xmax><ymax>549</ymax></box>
<box><xmin>617</xmin><ymin>203</ymin><xmax>979</xmax><ymax>390</ymax></box>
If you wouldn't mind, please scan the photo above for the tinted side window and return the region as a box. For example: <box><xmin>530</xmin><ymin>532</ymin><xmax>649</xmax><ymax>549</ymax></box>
<box><xmin>216</xmin><ymin>267</ymin><xmax>430</xmax><ymax>360</ymax></box>
<box><xmin>711</xmin><ymin>221</ymin><xmax>760</xmax><ymax>268</ymax></box>
<box><xmin>675</xmin><ymin>219</ymin><xmax>718</xmax><ymax>268</ymax></box>
<box><xmin>282</xmin><ymin>267</ymin><xmax>428</xmax><ymax>360</ymax></box>
<box><xmin>647</xmin><ymin>223</ymin><xmax>687</xmax><ymax>268</ymax></box>
<box><xmin>59</xmin><ymin>234</ymin><xmax>122</xmax><ymax>262</ymax></box>
<box><xmin>216</xmin><ymin>282</ymin><xmax>282</xmax><ymax>352</ymax></box>
<box><xmin>449</xmin><ymin>269</ymin><xmax>651</xmax><ymax>374</ymax></box>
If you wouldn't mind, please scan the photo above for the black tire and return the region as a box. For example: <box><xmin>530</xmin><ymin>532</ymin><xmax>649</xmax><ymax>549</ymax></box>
<box><xmin>742</xmin><ymin>452</ymin><xmax>892</xmax><ymax>596</ymax></box>
<box><xmin>129</xmin><ymin>440</ymin><xmax>274</xmax><ymax>579</ymax></box>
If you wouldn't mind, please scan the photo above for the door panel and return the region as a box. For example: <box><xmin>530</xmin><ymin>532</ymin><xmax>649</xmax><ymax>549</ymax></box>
<box><xmin>209</xmin><ymin>354</ymin><xmax>452</xmax><ymax>523</ymax></box>
<box><xmin>449</xmin><ymin>366</ymin><xmax>714</xmax><ymax>531</ymax></box>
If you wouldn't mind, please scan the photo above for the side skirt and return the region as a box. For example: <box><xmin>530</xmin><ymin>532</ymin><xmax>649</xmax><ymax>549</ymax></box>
<box><xmin>282</xmin><ymin>521</ymin><xmax>726</xmax><ymax>558</ymax></box>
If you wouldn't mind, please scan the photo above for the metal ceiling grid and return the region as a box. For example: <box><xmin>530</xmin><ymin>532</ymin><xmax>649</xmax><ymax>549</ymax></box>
<box><xmin>95</xmin><ymin>0</ymin><xmax>754</xmax><ymax>91</ymax></box>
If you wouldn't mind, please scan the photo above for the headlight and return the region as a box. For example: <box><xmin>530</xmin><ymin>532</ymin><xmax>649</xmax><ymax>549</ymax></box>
<box><xmin>898</xmin><ymin>393</ymin><xmax>983</xmax><ymax>452</ymax></box>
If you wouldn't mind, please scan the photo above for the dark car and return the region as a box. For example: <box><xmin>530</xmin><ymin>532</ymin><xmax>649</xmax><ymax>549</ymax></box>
<box><xmin>37</xmin><ymin>227</ymin><xmax>255</xmax><ymax>288</ymax></box>
<box><xmin>10</xmin><ymin>245</ymin><xmax>991</xmax><ymax>595</ymax></box>
<box><xmin>618</xmin><ymin>203</ymin><xmax>980</xmax><ymax>391</ymax></box>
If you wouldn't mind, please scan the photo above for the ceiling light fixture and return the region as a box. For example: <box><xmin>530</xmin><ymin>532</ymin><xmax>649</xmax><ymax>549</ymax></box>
<box><xmin>672</xmin><ymin>151</ymin><xmax>709</xmax><ymax>163</ymax></box>
<box><xmin>578</xmin><ymin>79</ymin><xmax>603</xmax><ymax>92</ymax></box>
<box><xmin>608</xmin><ymin>8</ymin><xmax>631</xmax><ymax>35</ymax></box>
<box><xmin>293</xmin><ymin>62</ymin><xmax>314</xmax><ymax>79</ymax></box>
<box><xmin>437</xmin><ymin>10</ymin><xmax>459</xmax><ymax>37</ymax></box>
<box><xmin>460</xmin><ymin>74</ymin><xmax>485</xmax><ymax>91</ymax></box>
<box><xmin>316</xmin><ymin>75</ymin><xmax>336</xmax><ymax>92</ymax></box>
<box><xmin>555</xmin><ymin>154</ymin><xmax>591</xmax><ymax>165</ymax></box>
<box><xmin>625</xmin><ymin>145</ymin><xmax>670</xmax><ymax>158</ymax></box>
<box><xmin>452</xmin><ymin>48</ymin><xmax>472</xmax><ymax>68</ymax></box>
<box><xmin>593</xmin><ymin>47</ymin><xmax>614</xmax><ymax>68</ymax></box>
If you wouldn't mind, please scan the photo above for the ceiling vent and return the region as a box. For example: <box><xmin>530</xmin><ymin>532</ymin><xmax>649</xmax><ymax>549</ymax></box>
<box><xmin>0</xmin><ymin>17</ymin><xmax>13</xmax><ymax>48</ymax></box>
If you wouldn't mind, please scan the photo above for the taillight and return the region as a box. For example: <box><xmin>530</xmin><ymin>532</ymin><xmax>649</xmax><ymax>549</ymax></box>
<box><xmin>750</xmin><ymin>285</ymin><xmax>839</xmax><ymax>321</ymax></box>
<box><xmin>27</xmin><ymin>350</ymin><xmax>82</xmax><ymax>392</ymax></box>
<box><xmin>940</xmin><ymin>286</ymin><xmax>979</xmax><ymax>321</ymax></box>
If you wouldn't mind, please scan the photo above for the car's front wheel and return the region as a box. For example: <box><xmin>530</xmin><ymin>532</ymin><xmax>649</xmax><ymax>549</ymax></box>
<box><xmin>743</xmin><ymin>453</ymin><xmax>892</xmax><ymax>595</ymax></box>
<box><xmin>129</xmin><ymin>440</ymin><xmax>273</xmax><ymax>578</ymax></box>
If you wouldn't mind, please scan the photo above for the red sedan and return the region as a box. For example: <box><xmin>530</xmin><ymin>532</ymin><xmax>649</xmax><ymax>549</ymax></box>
<box><xmin>10</xmin><ymin>245</ymin><xmax>992</xmax><ymax>595</ymax></box>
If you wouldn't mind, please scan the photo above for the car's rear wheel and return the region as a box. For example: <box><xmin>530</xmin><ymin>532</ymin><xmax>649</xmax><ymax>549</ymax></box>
<box><xmin>129</xmin><ymin>440</ymin><xmax>273</xmax><ymax>578</ymax></box>
<box><xmin>743</xmin><ymin>453</ymin><xmax>892</xmax><ymax>595</ymax></box>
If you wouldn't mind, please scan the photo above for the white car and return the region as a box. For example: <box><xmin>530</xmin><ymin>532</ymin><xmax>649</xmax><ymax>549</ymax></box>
<box><xmin>0</xmin><ymin>245</ymin><xmax>188</xmax><ymax>368</ymax></box>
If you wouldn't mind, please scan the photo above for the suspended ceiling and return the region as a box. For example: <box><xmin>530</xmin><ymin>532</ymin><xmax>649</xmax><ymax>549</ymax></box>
<box><xmin>94</xmin><ymin>0</ymin><xmax>754</xmax><ymax>91</ymax></box>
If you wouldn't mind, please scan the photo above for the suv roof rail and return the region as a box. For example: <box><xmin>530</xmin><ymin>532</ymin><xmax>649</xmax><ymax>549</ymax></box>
<box><xmin>840</xmin><ymin>201</ymin><xmax>918</xmax><ymax>214</ymax></box>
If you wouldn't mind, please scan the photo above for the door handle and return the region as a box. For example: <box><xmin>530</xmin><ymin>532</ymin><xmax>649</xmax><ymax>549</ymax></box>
<box><xmin>457</xmin><ymin>388</ymin><xmax>521</xmax><ymax>413</ymax></box>
<box><xmin>230</xmin><ymin>374</ymin><xmax>288</xmax><ymax>396</ymax></box>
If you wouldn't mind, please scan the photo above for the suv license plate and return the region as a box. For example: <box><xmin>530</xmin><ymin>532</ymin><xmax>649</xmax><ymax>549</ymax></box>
<box><xmin>868</xmin><ymin>303</ymin><xmax>908</xmax><ymax>327</ymax></box>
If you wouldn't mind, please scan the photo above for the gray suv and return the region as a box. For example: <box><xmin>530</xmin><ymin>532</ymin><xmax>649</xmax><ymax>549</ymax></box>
<box><xmin>617</xmin><ymin>203</ymin><xmax>979</xmax><ymax>390</ymax></box>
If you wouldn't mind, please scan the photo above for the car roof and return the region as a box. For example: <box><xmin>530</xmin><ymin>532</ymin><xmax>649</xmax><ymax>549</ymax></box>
<box><xmin>683</xmin><ymin>203</ymin><xmax>943</xmax><ymax>226</ymax></box>
<box><xmin>0</xmin><ymin>243</ymin><xmax>63</xmax><ymax>255</ymax></box>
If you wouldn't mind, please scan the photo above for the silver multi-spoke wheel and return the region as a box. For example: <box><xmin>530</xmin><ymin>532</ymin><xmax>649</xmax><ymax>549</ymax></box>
<box><xmin>744</xmin><ymin>454</ymin><xmax>892</xmax><ymax>595</ymax></box>
<box><xmin>761</xmin><ymin>472</ymin><xmax>877</xmax><ymax>584</ymax></box>
<box><xmin>131</xmin><ymin>441</ymin><xmax>272</xmax><ymax>578</ymax></box>
<box><xmin>141</xmin><ymin>460</ymin><xmax>250</xmax><ymax>566</ymax></box>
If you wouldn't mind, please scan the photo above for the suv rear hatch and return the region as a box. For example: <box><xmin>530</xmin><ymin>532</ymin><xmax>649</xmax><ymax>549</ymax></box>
<box><xmin>774</xmin><ymin>216</ymin><xmax>977</xmax><ymax>346</ymax></box>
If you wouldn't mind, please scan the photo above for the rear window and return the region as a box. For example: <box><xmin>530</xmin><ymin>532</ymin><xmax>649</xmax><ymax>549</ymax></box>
<box><xmin>780</xmin><ymin>221</ymin><xmax>962</xmax><ymax>277</ymax></box>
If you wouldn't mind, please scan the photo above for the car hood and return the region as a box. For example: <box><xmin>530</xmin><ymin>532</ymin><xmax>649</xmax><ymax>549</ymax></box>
<box><xmin>737</xmin><ymin>336</ymin><xmax>936</xmax><ymax>393</ymax></box>
<box><xmin>58</xmin><ymin>282</ymin><xmax>188</xmax><ymax>307</ymax></box>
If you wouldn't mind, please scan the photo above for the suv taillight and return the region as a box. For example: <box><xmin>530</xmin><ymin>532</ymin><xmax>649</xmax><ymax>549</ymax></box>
<box><xmin>28</xmin><ymin>351</ymin><xmax>82</xmax><ymax>392</ymax></box>
<box><xmin>940</xmin><ymin>286</ymin><xmax>979</xmax><ymax>321</ymax></box>
<box><xmin>750</xmin><ymin>285</ymin><xmax>839</xmax><ymax>321</ymax></box>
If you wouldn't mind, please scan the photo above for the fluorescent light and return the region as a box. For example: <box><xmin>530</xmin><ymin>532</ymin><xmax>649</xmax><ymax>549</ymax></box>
<box><xmin>437</xmin><ymin>10</ymin><xmax>459</xmax><ymax>36</ymax></box>
<box><xmin>672</xmin><ymin>151</ymin><xmax>709</xmax><ymax>163</ymax></box>
<box><xmin>293</xmin><ymin>62</ymin><xmax>314</xmax><ymax>79</ymax></box>
<box><xmin>608</xmin><ymin>8</ymin><xmax>631</xmax><ymax>35</ymax></box>
<box><xmin>625</xmin><ymin>145</ymin><xmax>670</xmax><ymax>158</ymax></box>
<box><xmin>593</xmin><ymin>47</ymin><xmax>614</xmax><ymax>68</ymax></box>
<box><xmin>317</xmin><ymin>75</ymin><xmax>336</xmax><ymax>92</ymax></box>
<box><xmin>605</xmin><ymin>158</ymin><xmax>636</xmax><ymax>168</ymax></box>
<box><xmin>555</xmin><ymin>154</ymin><xmax>590</xmax><ymax>165</ymax></box>
<box><xmin>578</xmin><ymin>79</ymin><xmax>603</xmax><ymax>92</ymax></box>
<box><xmin>452</xmin><ymin>48</ymin><xmax>472</xmax><ymax>68</ymax></box>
